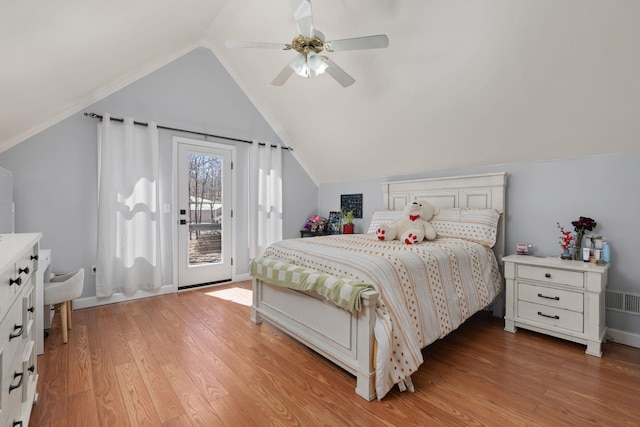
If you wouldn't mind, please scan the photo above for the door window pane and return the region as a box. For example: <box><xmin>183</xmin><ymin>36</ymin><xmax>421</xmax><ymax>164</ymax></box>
<box><xmin>188</xmin><ymin>152</ymin><xmax>223</xmax><ymax>266</ymax></box>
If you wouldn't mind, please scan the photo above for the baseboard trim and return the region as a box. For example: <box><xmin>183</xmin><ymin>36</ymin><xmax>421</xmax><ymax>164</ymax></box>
<box><xmin>73</xmin><ymin>284</ymin><xmax>176</xmax><ymax>310</ymax></box>
<box><xmin>73</xmin><ymin>275</ymin><xmax>254</xmax><ymax>310</ymax></box>
<box><xmin>606</xmin><ymin>328</ymin><xmax>640</xmax><ymax>349</ymax></box>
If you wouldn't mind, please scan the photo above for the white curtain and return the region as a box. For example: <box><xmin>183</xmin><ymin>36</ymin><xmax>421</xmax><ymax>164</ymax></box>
<box><xmin>249</xmin><ymin>141</ymin><xmax>283</xmax><ymax>259</ymax></box>
<box><xmin>96</xmin><ymin>114</ymin><xmax>162</xmax><ymax>297</ymax></box>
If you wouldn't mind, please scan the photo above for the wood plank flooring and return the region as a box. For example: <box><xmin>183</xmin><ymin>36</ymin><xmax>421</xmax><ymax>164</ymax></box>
<box><xmin>31</xmin><ymin>281</ymin><xmax>640</xmax><ymax>426</ymax></box>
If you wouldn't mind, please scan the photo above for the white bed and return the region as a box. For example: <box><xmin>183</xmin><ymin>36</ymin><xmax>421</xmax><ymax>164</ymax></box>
<box><xmin>251</xmin><ymin>172</ymin><xmax>507</xmax><ymax>401</ymax></box>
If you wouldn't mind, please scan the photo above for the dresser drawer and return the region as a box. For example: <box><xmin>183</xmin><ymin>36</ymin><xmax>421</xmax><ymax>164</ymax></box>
<box><xmin>22</xmin><ymin>341</ymin><xmax>36</xmax><ymax>402</ymax></box>
<box><xmin>518</xmin><ymin>300</ymin><xmax>583</xmax><ymax>332</ymax></box>
<box><xmin>0</xmin><ymin>297</ymin><xmax>27</xmax><ymax>368</ymax></box>
<box><xmin>22</xmin><ymin>283</ymin><xmax>35</xmax><ymax>339</ymax></box>
<box><xmin>518</xmin><ymin>283</ymin><xmax>583</xmax><ymax>313</ymax></box>
<box><xmin>0</xmin><ymin>263</ymin><xmax>17</xmax><ymax>320</ymax></box>
<box><xmin>16</xmin><ymin>245</ymin><xmax>36</xmax><ymax>284</ymax></box>
<box><xmin>2</xmin><ymin>349</ymin><xmax>25</xmax><ymax>427</ymax></box>
<box><xmin>517</xmin><ymin>264</ymin><xmax>584</xmax><ymax>288</ymax></box>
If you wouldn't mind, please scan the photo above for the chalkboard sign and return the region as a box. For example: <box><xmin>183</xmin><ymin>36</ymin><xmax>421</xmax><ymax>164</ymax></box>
<box><xmin>327</xmin><ymin>211</ymin><xmax>341</xmax><ymax>233</ymax></box>
<box><xmin>340</xmin><ymin>194</ymin><xmax>363</xmax><ymax>218</ymax></box>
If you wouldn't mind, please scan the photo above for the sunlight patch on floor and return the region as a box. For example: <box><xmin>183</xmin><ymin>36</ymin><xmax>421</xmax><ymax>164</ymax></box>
<box><xmin>205</xmin><ymin>287</ymin><xmax>252</xmax><ymax>306</ymax></box>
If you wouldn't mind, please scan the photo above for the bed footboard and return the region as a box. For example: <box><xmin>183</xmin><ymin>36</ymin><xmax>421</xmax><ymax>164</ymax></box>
<box><xmin>252</xmin><ymin>277</ymin><xmax>379</xmax><ymax>401</ymax></box>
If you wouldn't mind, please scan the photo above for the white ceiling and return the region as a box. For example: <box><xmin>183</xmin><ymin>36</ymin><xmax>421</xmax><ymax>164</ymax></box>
<box><xmin>2</xmin><ymin>1</ymin><xmax>639</xmax><ymax>183</ymax></box>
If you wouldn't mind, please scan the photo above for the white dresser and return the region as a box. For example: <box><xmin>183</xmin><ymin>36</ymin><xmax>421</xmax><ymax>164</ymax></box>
<box><xmin>0</xmin><ymin>233</ymin><xmax>41</xmax><ymax>427</ymax></box>
<box><xmin>503</xmin><ymin>254</ymin><xmax>609</xmax><ymax>357</ymax></box>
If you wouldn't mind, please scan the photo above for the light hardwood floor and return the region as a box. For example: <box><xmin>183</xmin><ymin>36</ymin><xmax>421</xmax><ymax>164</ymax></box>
<box><xmin>31</xmin><ymin>281</ymin><xmax>640</xmax><ymax>426</ymax></box>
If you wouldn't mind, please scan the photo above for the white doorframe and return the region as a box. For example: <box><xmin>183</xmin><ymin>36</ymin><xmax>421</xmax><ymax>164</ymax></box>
<box><xmin>172</xmin><ymin>136</ymin><xmax>236</xmax><ymax>291</ymax></box>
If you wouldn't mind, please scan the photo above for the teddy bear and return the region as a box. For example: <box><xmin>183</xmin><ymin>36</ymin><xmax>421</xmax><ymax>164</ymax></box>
<box><xmin>376</xmin><ymin>200</ymin><xmax>437</xmax><ymax>244</ymax></box>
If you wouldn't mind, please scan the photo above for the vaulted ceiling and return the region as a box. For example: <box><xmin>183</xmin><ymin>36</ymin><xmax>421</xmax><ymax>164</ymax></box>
<box><xmin>2</xmin><ymin>1</ymin><xmax>639</xmax><ymax>183</ymax></box>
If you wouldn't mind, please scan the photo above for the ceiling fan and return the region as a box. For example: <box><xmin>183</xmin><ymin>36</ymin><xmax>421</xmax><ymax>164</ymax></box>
<box><xmin>225</xmin><ymin>0</ymin><xmax>389</xmax><ymax>87</ymax></box>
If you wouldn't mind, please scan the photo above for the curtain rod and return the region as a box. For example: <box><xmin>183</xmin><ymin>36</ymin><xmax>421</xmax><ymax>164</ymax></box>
<box><xmin>83</xmin><ymin>112</ymin><xmax>291</xmax><ymax>151</ymax></box>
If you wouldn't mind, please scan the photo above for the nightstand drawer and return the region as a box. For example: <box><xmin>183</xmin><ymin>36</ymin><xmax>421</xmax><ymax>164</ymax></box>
<box><xmin>517</xmin><ymin>265</ymin><xmax>583</xmax><ymax>288</ymax></box>
<box><xmin>518</xmin><ymin>300</ymin><xmax>583</xmax><ymax>332</ymax></box>
<box><xmin>518</xmin><ymin>283</ymin><xmax>583</xmax><ymax>312</ymax></box>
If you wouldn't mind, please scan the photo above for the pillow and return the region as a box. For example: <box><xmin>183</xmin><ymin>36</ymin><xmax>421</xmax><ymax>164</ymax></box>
<box><xmin>367</xmin><ymin>209</ymin><xmax>404</xmax><ymax>234</ymax></box>
<box><xmin>430</xmin><ymin>208</ymin><xmax>502</xmax><ymax>247</ymax></box>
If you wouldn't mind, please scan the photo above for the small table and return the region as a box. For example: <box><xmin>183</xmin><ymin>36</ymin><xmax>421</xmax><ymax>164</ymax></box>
<box><xmin>300</xmin><ymin>230</ymin><xmax>339</xmax><ymax>238</ymax></box>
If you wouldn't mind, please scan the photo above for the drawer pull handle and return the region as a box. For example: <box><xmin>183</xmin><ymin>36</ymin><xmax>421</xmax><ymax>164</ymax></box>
<box><xmin>538</xmin><ymin>311</ymin><xmax>560</xmax><ymax>320</ymax></box>
<box><xmin>9</xmin><ymin>324</ymin><xmax>24</xmax><ymax>340</ymax></box>
<box><xmin>9</xmin><ymin>277</ymin><xmax>22</xmax><ymax>286</ymax></box>
<box><xmin>28</xmin><ymin>364</ymin><xmax>35</xmax><ymax>373</ymax></box>
<box><xmin>9</xmin><ymin>372</ymin><xmax>24</xmax><ymax>393</ymax></box>
<box><xmin>18</xmin><ymin>266</ymin><xmax>30</xmax><ymax>275</ymax></box>
<box><xmin>13</xmin><ymin>421</ymin><xmax>24</xmax><ymax>427</ymax></box>
<box><xmin>28</xmin><ymin>306</ymin><xmax>35</xmax><ymax>313</ymax></box>
<box><xmin>544</xmin><ymin>273</ymin><xmax>551</xmax><ymax>278</ymax></box>
<box><xmin>31</xmin><ymin>254</ymin><xmax>39</xmax><ymax>260</ymax></box>
<box><xmin>538</xmin><ymin>293</ymin><xmax>560</xmax><ymax>301</ymax></box>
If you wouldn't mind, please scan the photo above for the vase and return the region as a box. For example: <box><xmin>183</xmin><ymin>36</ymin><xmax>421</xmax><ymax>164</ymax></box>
<box><xmin>561</xmin><ymin>249</ymin><xmax>572</xmax><ymax>260</ymax></box>
<box><xmin>573</xmin><ymin>231</ymin><xmax>583</xmax><ymax>260</ymax></box>
<box><xmin>342</xmin><ymin>224</ymin><xmax>354</xmax><ymax>234</ymax></box>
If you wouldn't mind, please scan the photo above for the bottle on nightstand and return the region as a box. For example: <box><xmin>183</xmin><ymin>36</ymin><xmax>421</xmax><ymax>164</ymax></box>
<box><xmin>602</xmin><ymin>241</ymin><xmax>611</xmax><ymax>263</ymax></box>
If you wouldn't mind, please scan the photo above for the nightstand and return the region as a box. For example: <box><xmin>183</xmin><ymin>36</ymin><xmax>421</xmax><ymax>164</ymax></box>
<box><xmin>503</xmin><ymin>254</ymin><xmax>609</xmax><ymax>357</ymax></box>
<box><xmin>299</xmin><ymin>230</ymin><xmax>338</xmax><ymax>238</ymax></box>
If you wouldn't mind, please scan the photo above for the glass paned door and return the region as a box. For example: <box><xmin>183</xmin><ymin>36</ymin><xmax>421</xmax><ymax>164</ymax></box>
<box><xmin>177</xmin><ymin>141</ymin><xmax>232</xmax><ymax>288</ymax></box>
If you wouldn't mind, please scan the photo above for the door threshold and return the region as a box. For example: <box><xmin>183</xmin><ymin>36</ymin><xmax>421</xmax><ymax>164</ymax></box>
<box><xmin>178</xmin><ymin>278</ymin><xmax>232</xmax><ymax>291</ymax></box>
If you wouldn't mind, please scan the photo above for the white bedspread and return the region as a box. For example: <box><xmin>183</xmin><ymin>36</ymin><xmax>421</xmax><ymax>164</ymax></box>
<box><xmin>262</xmin><ymin>233</ymin><xmax>502</xmax><ymax>399</ymax></box>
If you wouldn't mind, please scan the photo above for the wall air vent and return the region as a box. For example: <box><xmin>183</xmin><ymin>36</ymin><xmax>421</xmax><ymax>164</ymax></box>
<box><xmin>606</xmin><ymin>290</ymin><xmax>640</xmax><ymax>315</ymax></box>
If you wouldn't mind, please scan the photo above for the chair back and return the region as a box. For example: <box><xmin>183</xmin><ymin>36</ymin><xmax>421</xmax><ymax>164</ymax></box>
<box><xmin>48</xmin><ymin>268</ymin><xmax>85</xmax><ymax>302</ymax></box>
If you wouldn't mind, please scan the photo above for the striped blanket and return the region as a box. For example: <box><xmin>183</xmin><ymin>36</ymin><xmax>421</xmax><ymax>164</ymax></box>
<box><xmin>250</xmin><ymin>256</ymin><xmax>373</xmax><ymax>311</ymax></box>
<box><xmin>254</xmin><ymin>233</ymin><xmax>502</xmax><ymax>399</ymax></box>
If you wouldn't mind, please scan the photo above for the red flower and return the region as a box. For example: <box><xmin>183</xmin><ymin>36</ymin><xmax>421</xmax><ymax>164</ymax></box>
<box><xmin>557</xmin><ymin>222</ymin><xmax>575</xmax><ymax>250</ymax></box>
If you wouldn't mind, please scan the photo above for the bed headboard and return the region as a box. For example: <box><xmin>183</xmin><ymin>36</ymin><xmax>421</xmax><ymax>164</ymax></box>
<box><xmin>381</xmin><ymin>172</ymin><xmax>507</xmax><ymax>262</ymax></box>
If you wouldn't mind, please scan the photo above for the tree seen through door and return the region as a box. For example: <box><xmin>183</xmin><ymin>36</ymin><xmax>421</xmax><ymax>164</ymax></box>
<box><xmin>188</xmin><ymin>152</ymin><xmax>223</xmax><ymax>266</ymax></box>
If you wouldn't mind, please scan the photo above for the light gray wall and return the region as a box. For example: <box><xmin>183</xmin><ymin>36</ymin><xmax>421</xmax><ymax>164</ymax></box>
<box><xmin>318</xmin><ymin>151</ymin><xmax>640</xmax><ymax>335</ymax></box>
<box><xmin>0</xmin><ymin>47</ymin><xmax>318</xmax><ymax>298</ymax></box>
<box><xmin>0</xmin><ymin>166</ymin><xmax>14</xmax><ymax>233</ymax></box>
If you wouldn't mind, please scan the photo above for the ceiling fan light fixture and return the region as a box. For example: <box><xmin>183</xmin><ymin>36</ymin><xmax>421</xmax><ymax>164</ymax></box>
<box><xmin>290</xmin><ymin>52</ymin><xmax>328</xmax><ymax>78</ymax></box>
<box><xmin>308</xmin><ymin>52</ymin><xmax>328</xmax><ymax>76</ymax></box>
<box><xmin>290</xmin><ymin>53</ymin><xmax>310</xmax><ymax>77</ymax></box>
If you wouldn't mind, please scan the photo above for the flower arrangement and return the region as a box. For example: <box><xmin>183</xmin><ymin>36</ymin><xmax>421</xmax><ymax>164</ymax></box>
<box><xmin>557</xmin><ymin>222</ymin><xmax>574</xmax><ymax>259</ymax></box>
<box><xmin>572</xmin><ymin>216</ymin><xmax>597</xmax><ymax>253</ymax></box>
<box><xmin>572</xmin><ymin>216</ymin><xmax>597</xmax><ymax>234</ymax></box>
<box><xmin>557</xmin><ymin>216</ymin><xmax>597</xmax><ymax>260</ymax></box>
<box><xmin>304</xmin><ymin>215</ymin><xmax>327</xmax><ymax>232</ymax></box>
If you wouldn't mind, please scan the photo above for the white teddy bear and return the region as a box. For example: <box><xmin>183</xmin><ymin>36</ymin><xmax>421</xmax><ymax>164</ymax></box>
<box><xmin>376</xmin><ymin>200</ymin><xmax>437</xmax><ymax>244</ymax></box>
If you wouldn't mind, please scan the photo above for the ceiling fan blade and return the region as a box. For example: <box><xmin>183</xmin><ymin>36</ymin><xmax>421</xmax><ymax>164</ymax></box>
<box><xmin>325</xmin><ymin>34</ymin><xmax>389</xmax><ymax>52</ymax></box>
<box><xmin>271</xmin><ymin>64</ymin><xmax>295</xmax><ymax>86</ymax></box>
<box><xmin>225</xmin><ymin>40</ymin><xmax>289</xmax><ymax>50</ymax></box>
<box><xmin>290</xmin><ymin>0</ymin><xmax>314</xmax><ymax>38</ymax></box>
<box><xmin>323</xmin><ymin>58</ymin><xmax>355</xmax><ymax>88</ymax></box>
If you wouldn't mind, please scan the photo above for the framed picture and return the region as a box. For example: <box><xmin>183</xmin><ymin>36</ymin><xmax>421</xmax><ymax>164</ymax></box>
<box><xmin>327</xmin><ymin>211</ymin><xmax>341</xmax><ymax>233</ymax></box>
<box><xmin>340</xmin><ymin>193</ymin><xmax>363</xmax><ymax>218</ymax></box>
